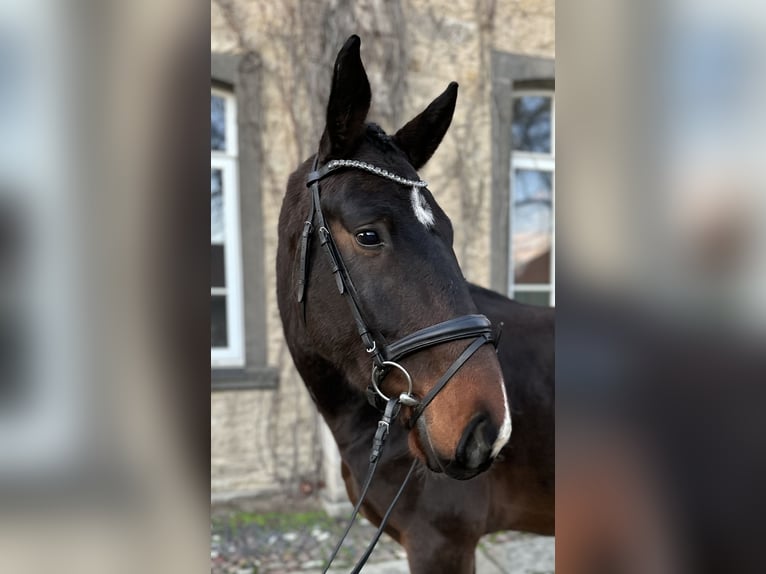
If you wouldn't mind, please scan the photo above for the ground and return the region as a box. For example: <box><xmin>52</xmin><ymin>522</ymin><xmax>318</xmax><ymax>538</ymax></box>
<box><xmin>211</xmin><ymin>493</ymin><xmax>554</xmax><ymax>573</ymax></box>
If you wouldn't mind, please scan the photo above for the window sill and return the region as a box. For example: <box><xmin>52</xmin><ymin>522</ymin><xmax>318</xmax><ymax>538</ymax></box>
<box><xmin>211</xmin><ymin>366</ymin><xmax>279</xmax><ymax>391</ymax></box>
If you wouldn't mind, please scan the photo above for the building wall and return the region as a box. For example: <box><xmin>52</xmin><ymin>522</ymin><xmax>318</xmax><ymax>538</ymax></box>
<box><xmin>210</xmin><ymin>0</ymin><xmax>554</xmax><ymax>496</ymax></box>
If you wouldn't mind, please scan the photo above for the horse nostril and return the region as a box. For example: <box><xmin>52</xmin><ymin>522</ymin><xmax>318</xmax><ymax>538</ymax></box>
<box><xmin>456</xmin><ymin>413</ymin><xmax>497</xmax><ymax>471</ymax></box>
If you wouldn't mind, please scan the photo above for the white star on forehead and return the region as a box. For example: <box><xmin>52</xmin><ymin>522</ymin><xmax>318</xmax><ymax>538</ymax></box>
<box><xmin>410</xmin><ymin>188</ymin><xmax>435</xmax><ymax>228</ymax></box>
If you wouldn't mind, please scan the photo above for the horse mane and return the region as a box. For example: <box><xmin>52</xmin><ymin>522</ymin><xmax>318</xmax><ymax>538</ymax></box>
<box><xmin>365</xmin><ymin>123</ymin><xmax>398</xmax><ymax>153</ymax></box>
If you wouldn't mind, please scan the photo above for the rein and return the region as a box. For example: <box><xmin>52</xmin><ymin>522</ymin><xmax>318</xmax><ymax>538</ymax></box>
<box><xmin>297</xmin><ymin>155</ymin><xmax>498</xmax><ymax>572</ymax></box>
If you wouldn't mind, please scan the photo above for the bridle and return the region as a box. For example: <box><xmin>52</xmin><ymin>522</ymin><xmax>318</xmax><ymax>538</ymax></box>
<box><xmin>298</xmin><ymin>156</ymin><xmax>498</xmax><ymax>414</ymax></box>
<box><xmin>297</xmin><ymin>155</ymin><xmax>500</xmax><ymax>572</ymax></box>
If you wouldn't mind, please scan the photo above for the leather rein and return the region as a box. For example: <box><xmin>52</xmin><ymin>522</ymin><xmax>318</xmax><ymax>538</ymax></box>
<box><xmin>297</xmin><ymin>155</ymin><xmax>499</xmax><ymax>573</ymax></box>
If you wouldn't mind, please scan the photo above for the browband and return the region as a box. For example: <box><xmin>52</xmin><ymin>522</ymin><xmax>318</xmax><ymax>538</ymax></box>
<box><xmin>307</xmin><ymin>159</ymin><xmax>428</xmax><ymax>189</ymax></box>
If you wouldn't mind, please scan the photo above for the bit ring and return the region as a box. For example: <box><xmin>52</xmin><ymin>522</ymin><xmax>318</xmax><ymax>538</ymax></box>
<box><xmin>370</xmin><ymin>361</ymin><xmax>416</xmax><ymax>404</ymax></box>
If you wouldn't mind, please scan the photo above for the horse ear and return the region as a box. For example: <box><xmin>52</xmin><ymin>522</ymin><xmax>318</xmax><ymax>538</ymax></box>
<box><xmin>319</xmin><ymin>35</ymin><xmax>371</xmax><ymax>160</ymax></box>
<box><xmin>393</xmin><ymin>82</ymin><xmax>458</xmax><ymax>170</ymax></box>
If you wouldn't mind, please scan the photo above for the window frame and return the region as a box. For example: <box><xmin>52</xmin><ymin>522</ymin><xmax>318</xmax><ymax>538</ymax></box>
<box><xmin>211</xmin><ymin>88</ymin><xmax>246</xmax><ymax>367</ymax></box>
<box><xmin>508</xmin><ymin>89</ymin><xmax>556</xmax><ymax>307</ymax></box>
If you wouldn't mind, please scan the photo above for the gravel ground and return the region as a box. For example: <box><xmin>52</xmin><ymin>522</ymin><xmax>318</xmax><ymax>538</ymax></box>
<box><xmin>211</xmin><ymin>495</ymin><xmax>553</xmax><ymax>574</ymax></box>
<box><xmin>211</xmin><ymin>507</ymin><xmax>406</xmax><ymax>573</ymax></box>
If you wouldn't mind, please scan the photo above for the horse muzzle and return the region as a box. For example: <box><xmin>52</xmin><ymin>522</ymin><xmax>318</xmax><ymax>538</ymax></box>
<box><xmin>416</xmin><ymin>411</ymin><xmax>498</xmax><ymax>480</ymax></box>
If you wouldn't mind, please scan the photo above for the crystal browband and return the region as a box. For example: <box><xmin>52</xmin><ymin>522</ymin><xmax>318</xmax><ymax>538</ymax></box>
<box><xmin>325</xmin><ymin>159</ymin><xmax>428</xmax><ymax>189</ymax></box>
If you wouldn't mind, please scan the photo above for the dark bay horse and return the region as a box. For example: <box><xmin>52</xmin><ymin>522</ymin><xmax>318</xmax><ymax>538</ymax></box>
<box><xmin>277</xmin><ymin>36</ymin><xmax>554</xmax><ymax>573</ymax></box>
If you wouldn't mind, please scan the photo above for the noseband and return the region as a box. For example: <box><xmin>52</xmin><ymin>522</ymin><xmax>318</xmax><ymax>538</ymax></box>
<box><xmin>297</xmin><ymin>155</ymin><xmax>500</xmax><ymax>573</ymax></box>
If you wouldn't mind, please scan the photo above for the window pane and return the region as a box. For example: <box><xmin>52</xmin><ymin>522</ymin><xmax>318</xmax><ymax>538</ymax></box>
<box><xmin>513</xmin><ymin>290</ymin><xmax>551</xmax><ymax>307</ymax></box>
<box><xmin>512</xmin><ymin>169</ymin><xmax>552</xmax><ymax>284</ymax></box>
<box><xmin>211</xmin><ymin>295</ymin><xmax>228</xmax><ymax>348</ymax></box>
<box><xmin>512</xmin><ymin>95</ymin><xmax>552</xmax><ymax>153</ymax></box>
<box><xmin>211</xmin><ymin>168</ymin><xmax>224</xmax><ymax>244</ymax></box>
<box><xmin>211</xmin><ymin>95</ymin><xmax>226</xmax><ymax>151</ymax></box>
<box><xmin>211</xmin><ymin>244</ymin><xmax>225</xmax><ymax>288</ymax></box>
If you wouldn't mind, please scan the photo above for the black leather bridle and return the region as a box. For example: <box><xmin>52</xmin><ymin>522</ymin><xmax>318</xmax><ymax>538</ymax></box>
<box><xmin>297</xmin><ymin>155</ymin><xmax>500</xmax><ymax>573</ymax></box>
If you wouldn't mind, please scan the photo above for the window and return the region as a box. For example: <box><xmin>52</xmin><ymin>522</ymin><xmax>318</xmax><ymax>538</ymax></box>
<box><xmin>509</xmin><ymin>90</ymin><xmax>555</xmax><ymax>306</ymax></box>
<box><xmin>211</xmin><ymin>88</ymin><xmax>245</xmax><ymax>366</ymax></box>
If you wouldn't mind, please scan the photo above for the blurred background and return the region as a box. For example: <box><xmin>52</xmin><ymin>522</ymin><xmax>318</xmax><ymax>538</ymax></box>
<box><xmin>1</xmin><ymin>0</ymin><xmax>765</xmax><ymax>572</ymax></box>
<box><xmin>0</xmin><ymin>0</ymin><xmax>210</xmax><ymax>572</ymax></box>
<box><xmin>557</xmin><ymin>1</ymin><xmax>766</xmax><ymax>573</ymax></box>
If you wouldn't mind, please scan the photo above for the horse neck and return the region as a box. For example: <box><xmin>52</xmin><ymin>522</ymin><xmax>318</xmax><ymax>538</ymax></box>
<box><xmin>285</xmin><ymin>323</ymin><xmax>378</xmax><ymax>446</ymax></box>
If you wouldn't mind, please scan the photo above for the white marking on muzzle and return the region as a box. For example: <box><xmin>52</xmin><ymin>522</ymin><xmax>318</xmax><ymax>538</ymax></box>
<box><xmin>491</xmin><ymin>378</ymin><xmax>512</xmax><ymax>458</ymax></box>
<box><xmin>410</xmin><ymin>187</ymin><xmax>435</xmax><ymax>228</ymax></box>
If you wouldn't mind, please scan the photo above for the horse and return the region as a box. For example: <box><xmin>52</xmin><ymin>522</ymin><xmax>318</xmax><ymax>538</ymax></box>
<box><xmin>276</xmin><ymin>35</ymin><xmax>554</xmax><ymax>573</ymax></box>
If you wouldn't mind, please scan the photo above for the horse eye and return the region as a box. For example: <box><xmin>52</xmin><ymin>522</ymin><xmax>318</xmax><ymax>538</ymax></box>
<box><xmin>355</xmin><ymin>230</ymin><xmax>382</xmax><ymax>247</ymax></box>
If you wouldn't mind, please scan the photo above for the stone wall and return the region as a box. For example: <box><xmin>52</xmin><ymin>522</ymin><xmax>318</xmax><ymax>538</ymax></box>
<box><xmin>210</xmin><ymin>0</ymin><xmax>553</xmax><ymax>496</ymax></box>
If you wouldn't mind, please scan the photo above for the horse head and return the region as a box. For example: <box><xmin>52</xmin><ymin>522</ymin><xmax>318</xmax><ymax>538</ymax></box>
<box><xmin>280</xmin><ymin>36</ymin><xmax>510</xmax><ymax>480</ymax></box>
